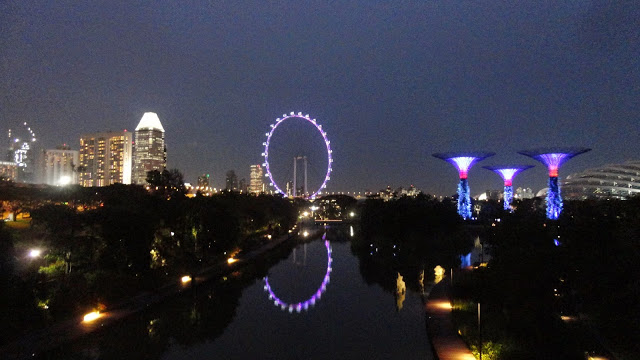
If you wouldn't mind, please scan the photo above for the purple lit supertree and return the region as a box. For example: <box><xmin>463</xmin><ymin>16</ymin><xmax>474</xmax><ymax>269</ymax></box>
<box><xmin>518</xmin><ymin>148</ymin><xmax>591</xmax><ymax>220</ymax></box>
<box><xmin>433</xmin><ymin>152</ymin><xmax>495</xmax><ymax>219</ymax></box>
<box><xmin>483</xmin><ymin>165</ymin><xmax>534</xmax><ymax>211</ymax></box>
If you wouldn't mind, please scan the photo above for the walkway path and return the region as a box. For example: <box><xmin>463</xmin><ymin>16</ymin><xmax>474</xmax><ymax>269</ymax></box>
<box><xmin>1</xmin><ymin>227</ymin><xmax>322</xmax><ymax>359</ymax></box>
<box><xmin>425</xmin><ymin>277</ymin><xmax>476</xmax><ymax>360</ymax></box>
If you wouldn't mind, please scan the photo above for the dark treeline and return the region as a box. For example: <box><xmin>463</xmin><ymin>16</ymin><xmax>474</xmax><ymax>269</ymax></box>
<box><xmin>37</xmin><ymin>241</ymin><xmax>296</xmax><ymax>360</ymax></box>
<box><xmin>453</xmin><ymin>196</ymin><xmax>640</xmax><ymax>359</ymax></box>
<box><xmin>352</xmin><ymin>194</ymin><xmax>474</xmax><ymax>294</ymax></box>
<box><xmin>0</xmin><ymin>179</ymin><xmax>297</xmax><ymax>346</ymax></box>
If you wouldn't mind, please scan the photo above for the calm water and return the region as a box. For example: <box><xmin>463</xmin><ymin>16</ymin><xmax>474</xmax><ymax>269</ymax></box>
<box><xmin>43</xmin><ymin>227</ymin><xmax>434</xmax><ymax>360</ymax></box>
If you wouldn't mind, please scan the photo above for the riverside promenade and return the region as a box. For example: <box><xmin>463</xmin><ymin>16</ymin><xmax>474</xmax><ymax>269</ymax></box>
<box><xmin>425</xmin><ymin>277</ymin><xmax>476</xmax><ymax>360</ymax></box>
<box><xmin>1</xmin><ymin>227</ymin><xmax>320</xmax><ymax>360</ymax></box>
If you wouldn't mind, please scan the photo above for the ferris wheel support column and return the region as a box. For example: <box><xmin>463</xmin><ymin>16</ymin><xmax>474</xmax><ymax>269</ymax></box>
<box><xmin>293</xmin><ymin>157</ymin><xmax>297</xmax><ymax>197</ymax></box>
<box><xmin>304</xmin><ymin>156</ymin><xmax>308</xmax><ymax>197</ymax></box>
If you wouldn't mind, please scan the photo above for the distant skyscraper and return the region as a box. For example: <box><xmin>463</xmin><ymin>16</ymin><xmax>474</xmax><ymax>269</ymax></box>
<box><xmin>133</xmin><ymin>112</ymin><xmax>166</xmax><ymax>184</ymax></box>
<box><xmin>7</xmin><ymin>122</ymin><xmax>38</xmax><ymax>183</ymax></box>
<box><xmin>197</xmin><ymin>174</ymin><xmax>210</xmax><ymax>188</ymax></box>
<box><xmin>0</xmin><ymin>161</ymin><xmax>17</xmax><ymax>182</ymax></box>
<box><xmin>40</xmin><ymin>145</ymin><xmax>79</xmax><ymax>186</ymax></box>
<box><xmin>225</xmin><ymin>170</ymin><xmax>238</xmax><ymax>191</ymax></box>
<box><xmin>239</xmin><ymin>178</ymin><xmax>247</xmax><ymax>193</ymax></box>
<box><xmin>78</xmin><ymin>131</ymin><xmax>132</xmax><ymax>187</ymax></box>
<box><xmin>249</xmin><ymin>165</ymin><xmax>264</xmax><ymax>194</ymax></box>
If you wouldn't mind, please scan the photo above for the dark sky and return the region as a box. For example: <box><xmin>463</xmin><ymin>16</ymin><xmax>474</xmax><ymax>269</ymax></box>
<box><xmin>2</xmin><ymin>1</ymin><xmax>639</xmax><ymax>195</ymax></box>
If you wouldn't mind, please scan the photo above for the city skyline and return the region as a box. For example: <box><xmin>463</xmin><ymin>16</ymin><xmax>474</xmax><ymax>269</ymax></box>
<box><xmin>2</xmin><ymin>2</ymin><xmax>638</xmax><ymax>195</ymax></box>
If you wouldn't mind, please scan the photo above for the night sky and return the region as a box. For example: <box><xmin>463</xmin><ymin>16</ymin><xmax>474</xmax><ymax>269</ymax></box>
<box><xmin>2</xmin><ymin>1</ymin><xmax>639</xmax><ymax>196</ymax></box>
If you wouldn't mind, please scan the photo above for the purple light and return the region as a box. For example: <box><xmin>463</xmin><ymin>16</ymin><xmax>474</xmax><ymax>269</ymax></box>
<box><xmin>519</xmin><ymin>148</ymin><xmax>591</xmax><ymax>220</ymax></box>
<box><xmin>448</xmin><ymin>157</ymin><xmax>477</xmax><ymax>179</ymax></box>
<box><xmin>433</xmin><ymin>152</ymin><xmax>494</xmax><ymax>219</ymax></box>
<box><xmin>484</xmin><ymin>166</ymin><xmax>534</xmax><ymax>186</ymax></box>
<box><xmin>518</xmin><ymin>148</ymin><xmax>591</xmax><ymax>178</ymax></box>
<box><xmin>495</xmin><ymin>168</ymin><xmax>519</xmax><ymax>186</ymax></box>
<box><xmin>263</xmin><ymin>112</ymin><xmax>332</xmax><ymax>199</ymax></box>
<box><xmin>263</xmin><ymin>237</ymin><xmax>332</xmax><ymax>313</ymax></box>
<box><xmin>535</xmin><ymin>153</ymin><xmax>570</xmax><ymax>177</ymax></box>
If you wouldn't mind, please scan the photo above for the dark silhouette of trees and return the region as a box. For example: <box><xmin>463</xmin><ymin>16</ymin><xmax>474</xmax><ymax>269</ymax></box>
<box><xmin>146</xmin><ymin>169</ymin><xmax>187</xmax><ymax>199</ymax></box>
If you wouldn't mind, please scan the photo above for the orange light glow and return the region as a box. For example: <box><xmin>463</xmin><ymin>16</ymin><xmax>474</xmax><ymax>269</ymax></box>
<box><xmin>83</xmin><ymin>311</ymin><xmax>102</xmax><ymax>322</ymax></box>
<box><xmin>181</xmin><ymin>275</ymin><xmax>192</xmax><ymax>283</ymax></box>
<box><xmin>227</xmin><ymin>257</ymin><xmax>238</xmax><ymax>264</ymax></box>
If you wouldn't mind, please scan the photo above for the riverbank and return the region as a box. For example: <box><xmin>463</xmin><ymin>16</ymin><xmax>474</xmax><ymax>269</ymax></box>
<box><xmin>425</xmin><ymin>276</ymin><xmax>476</xmax><ymax>360</ymax></box>
<box><xmin>1</xmin><ymin>225</ymin><xmax>323</xmax><ymax>359</ymax></box>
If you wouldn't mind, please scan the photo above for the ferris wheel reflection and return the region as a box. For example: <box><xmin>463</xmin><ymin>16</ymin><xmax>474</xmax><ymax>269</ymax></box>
<box><xmin>263</xmin><ymin>234</ymin><xmax>332</xmax><ymax>313</ymax></box>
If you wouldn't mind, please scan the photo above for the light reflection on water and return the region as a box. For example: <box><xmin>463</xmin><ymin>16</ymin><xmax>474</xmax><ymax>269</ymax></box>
<box><xmin>160</xmin><ymin>232</ymin><xmax>433</xmax><ymax>360</ymax></box>
<box><xmin>263</xmin><ymin>236</ymin><xmax>332</xmax><ymax>313</ymax></box>
<box><xmin>41</xmin><ymin>228</ymin><xmax>434</xmax><ymax>360</ymax></box>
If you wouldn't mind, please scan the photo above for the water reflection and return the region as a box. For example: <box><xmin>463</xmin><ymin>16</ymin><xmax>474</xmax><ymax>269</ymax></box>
<box><xmin>263</xmin><ymin>234</ymin><xmax>332</xmax><ymax>313</ymax></box>
<box><xmin>38</xmin><ymin>226</ymin><xmax>434</xmax><ymax>360</ymax></box>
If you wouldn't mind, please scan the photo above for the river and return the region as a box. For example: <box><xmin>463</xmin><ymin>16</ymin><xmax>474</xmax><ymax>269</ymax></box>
<box><xmin>40</xmin><ymin>225</ymin><xmax>435</xmax><ymax>360</ymax></box>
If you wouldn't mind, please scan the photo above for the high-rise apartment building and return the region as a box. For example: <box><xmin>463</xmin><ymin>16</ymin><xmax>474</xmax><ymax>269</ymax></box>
<box><xmin>225</xmin><ymin>170</ymin><xmax>238</xmax><ymax>191</ymax></box>
<box><xmin>40</xmin><ymin>146</ymin><xmax>79</xmax><ymax>186</ymax></box>
<box><xmin>249</xmin><ymin>164</ymin><xmax>264</xmax><ymax>194</ymax></box>
<box><xmin>0</xmin><ymin>161</ymin><xmax>17</xmax><ymax>182</ymax></box>
<box><xmin>197</xmin><ymin>174</ymin><xmax>210</xmax><ymax>188</ymax></box>
<box><xmin>132</xmin><ymin>112</ymin><xmax>166</xmax><ymax>184</ymax></box>
<box><xmin>78</xmin><ymin>131</ymin><xmax>132</xmax><ymax>187</ymax></box>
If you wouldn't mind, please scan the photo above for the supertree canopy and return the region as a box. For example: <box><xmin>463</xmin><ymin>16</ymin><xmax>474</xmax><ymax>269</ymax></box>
<box><xmin>433</xmin><ymin>152</ymin><xmax>495</xmax><ymax>219</ymax></box>
<box><xmin>518</xmin><ymin>147</ymin><xmax>591</xmax><ymax>220</ymax></box>
<box><xmin>483</xmin><ymin>165</ymin><xmax>534</xmax><ymax>211</ymax></box>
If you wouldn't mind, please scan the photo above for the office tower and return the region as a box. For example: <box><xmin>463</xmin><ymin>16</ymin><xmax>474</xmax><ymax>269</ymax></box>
<box><xmin>225</xmin><ymin>170</ymin><xmax>238</xmax><ymax>191</ymax></box>
<box><xmin>7</xmin><ymin>122</ymin><xmax>38</xmax><ymax>183</ymax></box>
<box><xmin>249</xmin><ymin>165</ymin><xmax>264</xmax><ymax>194</ymax></box>
<box><xmin>133</xmin><ymin>112</ymin><xmax>166</xmax><ymax>184</ymax></box>
<box><xmin>40</xmin><ymin>145</ymin><xmax>79</xmax><ymax>186</ymax></box>
<box><xmin>0</xmin><ymin>161</ymin><xmax>17</xmax><ymax>182</ymax></box>
<box><xmin>78</xmin><ymin>131</ymin><xmax>132</xmax><ymax>187</ymax></box>
<box><xmin>197</xmin><ymin>174</ymin><xmax>210</xmax><ymax>188</ymax></box>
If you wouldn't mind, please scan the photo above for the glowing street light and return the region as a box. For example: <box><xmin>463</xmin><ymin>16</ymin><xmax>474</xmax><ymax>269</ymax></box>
<box><xmin>28</xmin><ymin>249</ymin><xmax>42</xmax><ymax>258</ymax></box>
<box><xmin>83</xmin><ymin>311</ymin><xmax>102</xmax><ymax>323</ymax></box>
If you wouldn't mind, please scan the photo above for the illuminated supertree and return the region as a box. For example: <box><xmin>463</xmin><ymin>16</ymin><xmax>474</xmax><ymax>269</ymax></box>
<box><xmin>483</xmin><ymin>165</ymin><xmax>534</xmax><ymax>211</ymax></box>
<box><xmin>433</xmin><ymin>152</ymin><xmax>495</xmax><ymax>219</ymax></box>
<box><xmin>518</xmin><ymin>148</ymin><xmax>591</xmax><ymax>220</ymax></box>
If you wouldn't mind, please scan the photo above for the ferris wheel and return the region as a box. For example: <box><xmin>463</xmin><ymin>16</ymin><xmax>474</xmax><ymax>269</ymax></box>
<box><xmin>262</xmin><ymin>112</ymin><xmax>333</xmax><ymax>199</ymax></box>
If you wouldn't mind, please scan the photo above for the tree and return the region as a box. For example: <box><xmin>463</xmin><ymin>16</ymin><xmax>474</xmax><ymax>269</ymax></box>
<box><xmin>146</xmin><ymin>169</ymin><xmax>187</xmax><ymax>199</ymax></box>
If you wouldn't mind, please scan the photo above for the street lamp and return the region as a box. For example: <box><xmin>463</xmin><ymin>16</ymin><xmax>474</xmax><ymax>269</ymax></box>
<box><xmin>28</xmin><ymin>249</ymin><xmax>42</xmax><ymax>258</ymax></box>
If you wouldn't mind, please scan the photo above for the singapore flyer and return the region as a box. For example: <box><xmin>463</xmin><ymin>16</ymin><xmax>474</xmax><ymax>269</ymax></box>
<box><xmin>263</xmin><ymin>237</ymin><xmax>333</xmax><ymax>313</ymax></box>
<box><xmin>262</xmin><ymin>112</ymin><xmax>333</xmax><ymax>198</ymax></box>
